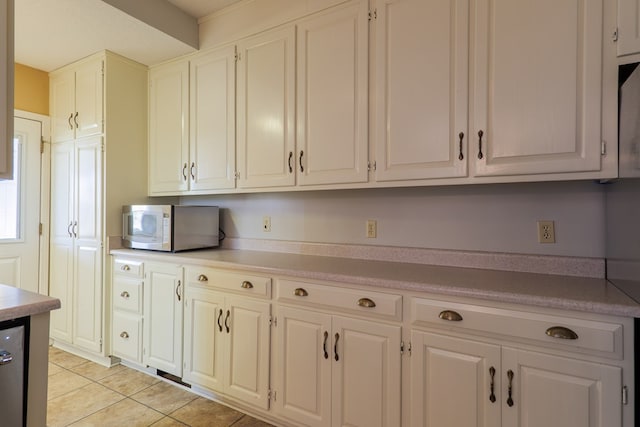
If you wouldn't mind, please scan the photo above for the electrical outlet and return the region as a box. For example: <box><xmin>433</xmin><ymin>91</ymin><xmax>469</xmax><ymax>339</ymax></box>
<box><xmin>366</xmin><ymin>220</ymin><xmax>377</xmax><ymax>238</ymax></box>
<box><xmin>263</xmin><ymin>216</ymin><xmax>271</xmax><ymax>232</ymax></box>
<box><xmin>537</xmin><ymin>220</ymin><xmax>555</xmax><ymax>243</ymax></box>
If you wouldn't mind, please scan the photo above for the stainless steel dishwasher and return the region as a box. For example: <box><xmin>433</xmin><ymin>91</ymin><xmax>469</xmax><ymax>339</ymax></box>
<box><xmin>0</xmin><ymin>317</ymin><xmax>28</xmax><ymax>427</ymax></box>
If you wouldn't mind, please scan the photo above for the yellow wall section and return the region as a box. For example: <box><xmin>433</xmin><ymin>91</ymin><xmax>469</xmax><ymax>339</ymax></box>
<box><xmin>14</xmin><ymin>63</ymin><xmax>48</xmax><ymax>115</ymax></box>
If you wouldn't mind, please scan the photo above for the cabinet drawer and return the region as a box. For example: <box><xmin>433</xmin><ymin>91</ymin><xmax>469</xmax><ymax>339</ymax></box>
<box><xmin>277</xmin><ymin>279</ymin><xmax>402</xmax><ymax>321</ymax></box>
<box><xmin>113</xmin><ymin>259</ymin><xmax>143</xmax><ymax>278</ymax></box>
<box><xmin>411</xmin><ymin>298</ymin><xmax>624</xmax><ymax>358</ymax></box>
<box><xmin>113</xmin><ymin>277</ymin><xmax>143</xmax><ymax>314</ymax></box>
<box><xmin>112</xmin><ymin>312</ymin><xmax>142</xmax><ymax>363</ymax></box>
<box><xmin>185</xmin><ymin>266</ymin><xmax>271</xmax><ymax>298</ymax></box>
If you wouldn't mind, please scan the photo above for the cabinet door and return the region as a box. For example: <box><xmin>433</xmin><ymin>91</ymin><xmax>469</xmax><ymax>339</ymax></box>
<box><xmin>375</xmin><ymin>0</ymin><xmax>469</xmax><ymax>181</ymax></box>
<box><xmin>332</xmin><ymin>316</ymin><xmax>401</xmax><ymax>427</ymax></box>
<box><xmin>502</xmin><ymin>348</ymin><xmax>622</xmax><ymax>427</ymax></box>
<box><xmin>144</xmin><ymin>263</ymin><xmax>184</xmax><ymax>376</ymax></box>
<box><xmin>237</xmin><ymin>26</ymin><xmax>296</xmax><ymax>188</ymax></box>
<box><xmin>410</xmin><ymin>331</ymin><xmax>501</xmax><ymax>427</ymax></box>
<box><xmin>50</xmin><ymin>71</ymin><xmax>75</xmax><ymax>143</ymax></box>
<box><xmin>149</xmin><ymin>61</ymin><xmax>190</xmax><ymax>194</ymax></box>
<box><xmin>225</xmin><ymin>295</ymin><xmax>271</xmax><ymax>410</ymax></box>
<box><xmin>274</xmin><ymin>306</ymin><xmax>332</xmax><ymax>427</ymax></box>
<box><xmin>472</xmin><ymin>0</ymin><xmax>603</xmax><ymax>176</ymax></box>
<box><xmin>297</xmin><ymin>2</ymin><xmax>369</xmax><ymax>186</ymax></box>
<box><xmin>190</xmin><ymin>47</ymin><xmax>237</xmax><ymax>191</ymax></box>
<box><xmin>618</xmin><ymin>0</ymin><xmax>640</xmax><ymax>56</ymax></box>
<box><xmin>74</xmin><ymin>58</ymin><xmax>104</xmax><ymax>139</ymax></box>
<box><xmin>112</xmin><ymin>311</ymin><xmax>143</xmax><ymax>363</ymax></box>
<box><xmin>49</xmin><ymin>142</ymin><xmax>75</xmax><ymax>342</ymax></box>
<box><xmin>183</xmin><ymin>285</ymin><xmax>226</xmax><ymax>392</ymax></box>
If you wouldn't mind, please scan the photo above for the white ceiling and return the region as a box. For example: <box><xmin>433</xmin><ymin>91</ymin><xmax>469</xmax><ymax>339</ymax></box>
<box><xmin>15</xmin><ymin>0</ymin><xmax>242</xmax><ymax>72</ymax></box>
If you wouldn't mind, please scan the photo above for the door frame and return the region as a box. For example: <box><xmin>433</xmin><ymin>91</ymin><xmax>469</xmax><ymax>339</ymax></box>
<box><xmin>14</xmin><ymin>109</ymin><xmax>50</xmax><ymax>296</ymax></box>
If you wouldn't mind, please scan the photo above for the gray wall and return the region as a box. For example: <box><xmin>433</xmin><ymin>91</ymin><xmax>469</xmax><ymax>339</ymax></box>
<box><xmin>182</xmin><ymin>181</ymin><xmax>606</xmax><ymax>258</ymax></box>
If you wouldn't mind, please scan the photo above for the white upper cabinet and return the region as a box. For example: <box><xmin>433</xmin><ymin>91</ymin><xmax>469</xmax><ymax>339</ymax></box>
<box><xmin>297</xmin><ymin>2</ymin><xmax>369</xmax><ymax>186</ymax></box>
<box><xmin>472</xmin><ymin>0</ymin><xmax>605</xmax><ymax>177</ymax></box>
<box><xmin>50</xmin><ymin>57</ymin><xmax>104</xmax><ymax>143</ymax></box>
<box><xmin>0</xmin><ymin>0</ymin><xmax>13</xmax><ymax>180</ymax></box>
<box><xmin>236</xmin><ymin>26</ymin><xmax>296</xmax><ymax>189</ymax></box>
<box><xmin>190</xmin><ymin>46</ymin><xmax>237</xmax><ymax>192</ymax></box>
<box><xmin>618</xmin><ymin>0</ymin><xmax>640</xmax><ymax>56</ymax></box>
<box><xmin>375</xmin><ymin>0</ymin><xmax>469</xmax><ymax>181</ymax></box>
<box><xmin>148</xmin><ymin>61</ymin><xmax>190</xmax><ymax>194</ymax></box>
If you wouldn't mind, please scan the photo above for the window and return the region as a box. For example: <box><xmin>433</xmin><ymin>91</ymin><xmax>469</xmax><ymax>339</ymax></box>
<box><xmin>0</xmin><ymin>138</ymin><xmax>22</xmax><ymax>240</ymax></box>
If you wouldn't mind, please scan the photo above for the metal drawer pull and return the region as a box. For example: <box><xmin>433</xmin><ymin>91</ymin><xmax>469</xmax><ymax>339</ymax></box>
<box><xmin>120</xmin><ymin>331</ymin><xmax>129</xmax><ymax>339</ymax></box>
<box><xmin>334</xmin><ymin>333</ymin><xmax>340</xmax><ymax>361</ymax></box>
<box><xmin>225</xmin><ymin>310</ymin><xmax>230</xmax><ymax>333</ymax></box>
<box><xmin>477</xmin><ymin>130</ymin><xmax>484</xmax><ymax>159</ymax></box>
<box><xmin>294</xmin><ymin>288</ymin><xmax>308</xmax><ymax>297</ymax></box>
<box><xmin>121</xmin><ymin>264</ymin><xmax>131</xmax><ymax>271</ymax></box>
<box><xmin>68</xmin><ymin>113</ymin><xmax>74</xmax><ymax>130</ymax></box>
<box><xmin>182</xmin><ymin>163</ymin><xmax>188</xmax><ymax>181</ymax></box>
<box><xmin>299</xmin><ymin>150</ymin><xmax>305</xmax><ymax>173</ymax></box>
<box><xmin>0</xmin><ymin>350</ymin><xmax>13</xmax><ymax>365</ymax></box>
<box><xmin>545</xmin><ymin>326</ymin><xmax>578</xmax><ymax>340</ymax></box>
<box><xmin>176</xmin><ymin>280</ymin><xmax>182</xmax><ymax>302</ymax></box>
<box><xmin>288</xmin><ymin>151</ymin><xmax>293</xmax><ymax>173</ymax></box>
<box><xmin>489</xmin><ymin>366</ymin><xmax>496</xmax><ymax>403</ymax></box>
<box><xmin>458</xmin><ymin>132</ymin><xmax>464</xmax><ymax>161</ymax></box>
<box><xmin>241</xmin><ymin>281</ymin><xmax>253</xmax><ymax>289</ymax></box>
<box><xmin>120</xmin><ymin>291</ymin><xmax>130</xmax><ymax>299</ymax></box>
<box><xmin>73</xmin><ymin>112</ymin><xmax>79</xmax><ymax>128</ymax></box>
<box><xmin>357</xmin><ymin>298</ymin><xmax>376</xmax><ymax>308</ymax></box>
<box><xmin>506</xmin><ymin>369</ymin><xmax>514</xmax><ymax>407</ymax></box>
<box><xmin>190</xmin><ymin>162</ymin><xmax>196</xmax><ymax>180</ymax></box>
<box><xmin>217</xmin><ymin>309</ymin><xmax>223</xmax><ymax>332</ymax></box>
<box><xmin>323</xmin><ymin>331</ymin><xmax>329</xmax><ymax>359</ymax></box>
<box><xmin>439</xmin><ymin>310</ymin><xmax>463</xmax><ymax>322</ymax></box>
<box><xmin>198</xmin><ymin>274</ymin><xmax>208</xmax><ymax>282</ymax></box>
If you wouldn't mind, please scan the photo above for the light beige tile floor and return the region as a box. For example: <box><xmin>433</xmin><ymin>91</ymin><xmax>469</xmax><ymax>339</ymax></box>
<box><xmin>47</xmin><ymin>346</ymin><xmax>275</xmax><ymax>427</ymax></box>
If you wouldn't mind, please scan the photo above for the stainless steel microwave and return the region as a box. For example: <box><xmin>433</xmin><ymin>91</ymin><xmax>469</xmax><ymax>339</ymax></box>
<box><xmin>122</xmin><ymin>205</ymin><xmax>219</xmax><ymax>252</ymax></box>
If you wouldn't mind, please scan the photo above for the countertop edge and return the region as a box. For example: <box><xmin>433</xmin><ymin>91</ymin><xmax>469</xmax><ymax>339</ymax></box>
<box><xmin>0</xmin><ymin>284</ymin><xmax>61</xmax><ymax>323</ymax></box>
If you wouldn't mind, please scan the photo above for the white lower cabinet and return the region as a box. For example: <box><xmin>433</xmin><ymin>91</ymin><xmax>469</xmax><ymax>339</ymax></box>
<box><xmin>111</xmin><ymin>258</ymin><xmax>144</xmax><ymax>363</ymax></box>
<box><xmin>143</xmin><ymin>262</ymin><xmax>184</xmax><ymax>377</ymax></box>
<box><xmin>273</xmin><ymin>281</ymin><xmax>402</xmax><ymax>427</ymax></box>
<box><xmin>183</xmin><ymin>267</ymin><xmax>272</xmax><ymax>409</ymax></box>
<box><xmin>410</xmin><ymin>297</ymin><xmax>631</xmax><ymax>427</ymax></box>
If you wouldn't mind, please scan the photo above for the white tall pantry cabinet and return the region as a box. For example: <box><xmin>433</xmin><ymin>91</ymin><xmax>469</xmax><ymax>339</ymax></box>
<box><xmin>49</xmin><ymin>51</ymin><xmax>148</xmax><ymax>360</ymax></box>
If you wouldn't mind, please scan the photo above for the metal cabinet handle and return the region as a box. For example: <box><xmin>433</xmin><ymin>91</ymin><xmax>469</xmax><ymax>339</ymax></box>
<box><xmin>217</xmin><ymin>308</ymin><xmax>223</xmax><ymax>332</ymax></box>
<box><xmin>182</xmin><ymin>163</ymin><xmax>188</xmax><ymax>181</ymax></box>
<box><xmin>545</xmin><ymin>326</ymin><xmax>578</xmax><ymax>340</ymax></box>
<box><xmin>120</xmin><ymin>331</ymin><xmax>129</xmax><ymax>339</ymax></box>
<box><xmin>489</xmin><ymin>366</ymin><xmax>496</xmax><ymax>403</ymax></box>
<box><xmin>357</xmin><ymin>298</ymin><xmax>376</xmax><ymax>308</ymax></box>
<box><xmin>506</xmin><ymin>369</ymin><xmax>514</xmax><ymax>407</ymax></box>
<box><xmin>72</xmin><ymin>221</ymin><xmax>78</xmax><ymax>238</ymax></box>
<box><xmin>198</xmin><ymin>274</ymin><xmax>208</xmax><ymax>282</ymax></box>
<box><xmin>0</xmin><ymin>350</ymin><xmax>13</xmax><ymax>365</ymax></box>
<box><xmin>176</xmin><ymin>280</ymin><xmax>182</xmax><ymax>302</ymax></box>
<box><xmin>241</xmin><ymin>281</ymin><xmax>253</xmax><ymax>289</ymax></box>
<box><xmin>477</xmin><ymin>130</ymin><xmax>484</xmax><ymax>160</ymax></box>
<box><xmin>68</xmin><ymin>113</ymin><xmax>74</xmax><ymax>130</ymax></box>
<box><xmin>225</xmin><ymin>309</ymin><xmax>230</xmax><ymax>333</ymax></box>
<box><xmin>120</xmin><ymin>291</ymin><xmax>130</xmax><ymax>299</ymax></box>
<box><xmin>323</xmin><ymin>331</ymin><xmax>329</xmax><ymax>360</ymax></box>
<box><xmin>299</xmin><ymin>150</ymin><xmax>304</xmax><ymax>173</ymax></box>
<box><xmin>458</xmin><ymin>132</ymin><xmax>465</xmax><ymax>160</ymax></box>
<box><xmin>294</xmin><ymin>288</ymin><xmax>308</xmax><ymax>297</ymax></box>
<box><xmin>288</xmin><ymin>151</ymin><xmax>293</xmax><ymax>173</ymax></box>
<box><xmin>439</xmin><ymin>310</ymin><xmax>463</xmax><ymax>322</ymax></box>
<box><xmin>334</xmin><ymin>332</ymin><xmax>340</xmax><ymax>361</ymax></box>
<box><xmin>67</xmin><ymin>222</ymin><xmax>73</xmax><ymax>237</ymax></box>
<box><xmin>121</xmin><ymin>264</ymin><xmax>131</xmax><ymax>271</ymax></box>
<box><xmin>190</xmin><ymin>162</ymin><xmax>196</xmax><ymax>180</ymax></box>
<box><xmin>73</xmin><ymin>112</ymin><xmax>79</xmax><ymax>129</ymax></box>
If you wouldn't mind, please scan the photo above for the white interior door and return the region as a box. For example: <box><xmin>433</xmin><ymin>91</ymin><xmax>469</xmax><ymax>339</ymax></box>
<box><xmin>0</xmin><ymin>117</ymin><xmax>42</xmax><ymax>292</ymax></box>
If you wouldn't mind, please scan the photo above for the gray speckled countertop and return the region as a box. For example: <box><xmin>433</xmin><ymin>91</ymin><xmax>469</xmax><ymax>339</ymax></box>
<box><xmin>0</xmin><ymin>284</ymin><xmax>61</xmax><ymax>322</ymax></box>
<box><xmin>110</xmin><ymin>248</ymin><xmax>640</xmax><ymax>318</ymax></box>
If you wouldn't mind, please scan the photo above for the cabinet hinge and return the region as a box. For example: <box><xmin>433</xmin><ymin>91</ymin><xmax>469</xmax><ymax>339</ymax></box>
<box><xmin>601</xmin><ymin>141</ymin><xmax>607</xmax><ymax>156</ymax></box>
<box><xmin>234</xmin><ymin>171</ymin><xmax>240</xmax><ymax>179</ymax></box>
<box><xmin>235</xmin><ymin>52</ymin><xmax>241</xmax><ymax>61</ymax></box>
<box><xmin>613</xmin><ymin>28</ymin><xmax>619</xmax><ymax>42</ymax></box>
<box><xmin>400</xmin><ymin>341</ymin><xmax>405</xmax><ymax>355</ymax></box>
<box><xmin>40</xmin><ymin>137</ymin><xmax>44</xmax><ymax>153</ymax></box>
<box><xmin>623</xmin><ymin>385</ymin><xmax>629</xmax><ymax>405</ymax></box>
<box><xmin>408</xmin><ymin>341</ymin><xmax>412</xmax><ymax>356</ymax></box>
<box><xmin>269</xmin><ymin>316</ymin><xmax>277</xmax><ymax>327</ymax></box>
<box><xmin>368</xmin><ymin>9</ymin><xmax>377</xmax><ymax>21</ymax></box>
<box><xmin>268</xmin><ymin>390</ymin><xmax>276</xmax><ymax>401</ymax></box>
<box><xmin>39</xmin><ymin>223</ymin><xmax>43</xmax><ymax>235</ymax></box>
<box><xmin>367</xmin><ymin>161</ymin><xmax>377</xmax><ymax>172</ymax></box>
